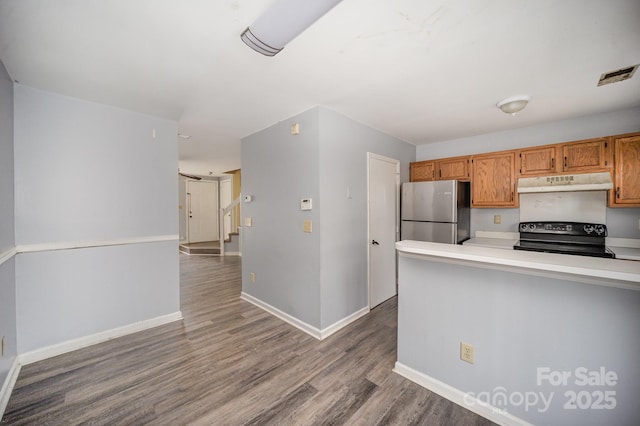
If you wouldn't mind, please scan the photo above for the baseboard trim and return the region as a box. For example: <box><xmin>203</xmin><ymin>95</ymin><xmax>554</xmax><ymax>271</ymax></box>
<box><xmin>0</xmin><ymin>247</ymin><xmax>17</xmax><ymax>267</ymax></box>
<box><xmin>240</xmin><ymin>292</ymin><xmax>369</xmax><ymax>341</ymax></box>
<box><xmin>223</xmin><ymin>251</ymin><xmax>241</xmax><ymax>256</ymax></box>
<box><xmin>19</xmin><ymin>311</ymin><xmax>183</xmax><ymax>365</ymax></box>
<box><xmin>393</xmin><ymin>362</ymin><xmax>532</xmax><ymax>426</ymax></box>
<box><xmin>16</xmin><ymin>235</ymin><xmax>179</xmax><ymax>254</ymax></box>
<box><xmin>319</xmin><ymin>306</ymin><xmax>369</xmax><ymax>339</ymax></box>
<box><xmin>241</xmin><ymin>292</ymin><xmax>322</xmax><ymax>339</ymax></box>
<box><xmin>0</xmin><ymin>357</ymin><xmax>21</xmax><ymax>419</ymax></box>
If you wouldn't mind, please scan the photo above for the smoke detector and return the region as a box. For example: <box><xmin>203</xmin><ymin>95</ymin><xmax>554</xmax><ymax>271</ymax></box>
<box><xmin>597</xmin><ymin>64</ymin><xmax>638</xmax><ymax>86</ymax></box>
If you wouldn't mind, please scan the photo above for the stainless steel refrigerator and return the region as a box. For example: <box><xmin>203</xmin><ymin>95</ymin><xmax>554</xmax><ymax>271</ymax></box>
<box><xmin>401</xmin><ymin>180</ymin><xmax>470</xmax><ymax>244</ymax></box>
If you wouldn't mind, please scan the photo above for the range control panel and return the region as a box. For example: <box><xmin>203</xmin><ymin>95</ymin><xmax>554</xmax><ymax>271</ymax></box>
<box><xmin>518</xmin><ymin>222</ymin><xmax>607</xmax><ymax>237</ymax></box>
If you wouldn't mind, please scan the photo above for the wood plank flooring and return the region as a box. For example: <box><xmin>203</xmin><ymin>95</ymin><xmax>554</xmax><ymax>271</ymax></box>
<box><xmin>2</xmin><ymin>255</ymin><xmax>495</xmax><ymax>425</ymax></box>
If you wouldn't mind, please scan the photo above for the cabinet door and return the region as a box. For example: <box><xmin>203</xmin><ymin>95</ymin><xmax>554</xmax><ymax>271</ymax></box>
<box><xmin>561</xmin><ymin>139</ymin><xmax>610</xmax><ymax>172</ymax></box>
<box><xmin>410</xmin><ymin>161</ymin><xmax>435</xmax><ymax>181</ymax></box>
<box><xmin>471</xmin><ymin>152</ymin><xmax>517</xmax><ymax>208</ymax></box>
<box><xmin>437</xmin><ymin>156</ymin><xmax>470</xmax><ymax>180</ymax></box>
<box><xmin>611</xmin><ymin>135</ymin><xmax>640</xmax><ymax>207</ymax></box>
<box><xmin>518</xmin><ymin>146</ymin><xmax>557</xmax><ymax>176</ymax></box>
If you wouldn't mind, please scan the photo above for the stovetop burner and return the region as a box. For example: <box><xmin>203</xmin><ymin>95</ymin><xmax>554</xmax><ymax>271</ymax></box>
<box><xmin>514</xmin><ymin>221</ymin><xmax>615</xmax><ymax>259</ymax></box>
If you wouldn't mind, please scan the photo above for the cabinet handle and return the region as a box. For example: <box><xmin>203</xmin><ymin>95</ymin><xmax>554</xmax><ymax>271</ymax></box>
<box><xmin>511</xmin><ymin>191</ymin><xmax>514</xmax><ymax>202</ymax></box>
<box><xmin>564</xmin><ymin>156</ymin><xmax>567</xmax><ymax>168</ymax></box>
<box><xmin>439</xmin><ymin>169</ymin><xmax>442</xmax><ymax>178</ymax></box>
<box><xmin>551</xmin><ymin>158</ymin><xmax>555</xmax><ymax>168</ymax></box>
<box><xmin>616</xmin><ymin>187</ymin><xmax>620</xmax><ymax>199</ymax></box>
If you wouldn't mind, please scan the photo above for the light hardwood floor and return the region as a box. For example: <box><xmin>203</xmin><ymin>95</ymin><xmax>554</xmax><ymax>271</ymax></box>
<box><xmin>2</xmin><ymin>255</ymin><xmax>495</xmax><ymax>425</ymax></box>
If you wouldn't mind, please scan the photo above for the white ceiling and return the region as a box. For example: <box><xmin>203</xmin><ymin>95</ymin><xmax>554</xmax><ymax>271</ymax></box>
<box><xmin>1</xmin><ymin>0</ymin><xmax>639</xmax><ymax>176</ymax></box>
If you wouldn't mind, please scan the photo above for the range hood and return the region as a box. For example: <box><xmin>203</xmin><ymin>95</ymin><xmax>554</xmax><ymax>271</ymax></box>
<box><xmin>517</xmin><ymin>172</ymin><xmax>613</xmax><ymax>193</ymax></box>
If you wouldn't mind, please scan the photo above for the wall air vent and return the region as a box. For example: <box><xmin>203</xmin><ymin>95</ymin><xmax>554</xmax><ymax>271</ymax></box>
<box><xmin>597</xmin><ymin>64</ymin><xmax>638</xmax><ymax>86</ymax></box>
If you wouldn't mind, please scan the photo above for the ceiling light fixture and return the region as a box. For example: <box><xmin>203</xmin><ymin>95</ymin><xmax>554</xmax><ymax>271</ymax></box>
<box><xmin>497</xmin><ymin>95</ymin><xmax>530</xmax><ymax>115</ymax></box>
<box><xmin>241</xmin><ymin>0</ymin><xmax>343</xmax><ymax>56</ymax></box>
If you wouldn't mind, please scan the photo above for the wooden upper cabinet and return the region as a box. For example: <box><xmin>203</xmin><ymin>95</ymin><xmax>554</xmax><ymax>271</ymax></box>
<box><xmin>560</xmin><ymin>138</ymin><xmax>611</xmax><ymax>173</ymax></box>
<box><xmin>410</xmin><ymin>156</ymin><xmax>470</xmax><ymax>182</ymax></box>
<box><xmin>437</xmin><ymin>156</ymin><xmax>470</xmax><ymax>181</ymax></box>
<box><xmin>471</xmin><ymin>151</ymin><xmax>517</xmax><ymax>208</ymax></box>
<box><xmin>518</xmin><ymin>146</ymin><xmax>558</xmax><ymax>176</ymax></box>
<box><xmin>517</xmin><ymin>139</ymin><xmax>611</xmax><ymax>176</ymax></box>
<box><xmin>411</xmin><ymin>132</ymin><xmax>637</xmax><ymax>208</ymax></box>
<box><xmin>610</xmin><ymin>134</ymin><xmax>640</xmax><ymax>207</ymax></box>
<box><xmin>410</xmin><ymin>160</ymin><xmax>435</xmax><ymax>181</ymax></box>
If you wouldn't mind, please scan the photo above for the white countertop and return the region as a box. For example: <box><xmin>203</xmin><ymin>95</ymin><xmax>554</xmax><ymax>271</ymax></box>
<box><xmin>462</xmin><ymin>231</ymin><xmax>518</xmax><ymax>250</ymax></box>
<box><xmin>463</xmin><ymin>232</ymin><xmax>640</xmax><ymax>261</ymax></box>
<box><xmin>607</xmin><ymin>237</ymin><xmax>640</xmax><ymax>261</ymax></box>
<box><xmin>463</xmin><ymin>237</ymin><xmax>517</xmax><ymax>250</ymax></box>
<box><xmin>396</xmin><ymin>240</ymin><xmax>640</xmax><ymax>291</ymax></box>
<box><xmin>610</xmin><ymin>247</ymin><xmax>640</xmax><ymax>261</ymax></box>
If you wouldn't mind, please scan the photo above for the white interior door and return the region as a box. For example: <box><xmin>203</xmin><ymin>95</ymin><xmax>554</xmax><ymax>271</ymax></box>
<box><xmin>368</xmin><ymin>153</ymin><xmax>400</xmax><ymax>308</ymax></box>
<box><xmin>187</xmin><ymin>180</ymin><xmax>219</xmax><ymax>243</ymax></box>
<box><xmin>220</xmin><ymin>179</ymin><xmax>232</xmax><ymax>240</ymax></box>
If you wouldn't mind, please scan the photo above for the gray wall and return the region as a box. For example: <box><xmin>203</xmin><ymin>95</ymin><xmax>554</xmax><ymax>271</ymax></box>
<box><xmin>417</xmin><ymin>107</ymin><xmax>640</xmax><ymax>238</ymax></box>
<box><xmin>416</xmin><ymin>107</ymin><xmax>640</xmax><ymax>160</ymax></box>
<box><xmin>398</xmin><ymin>255</ymin><xmax>640</xmax><ymax>425</ymax></box>
<box><xmin>242</xmin><ymin>108</ymin><xmax>322</xmax><ymax>327</ymax></box>
<box><xmin>16</xmin><ymin>242</ymin><xmax>178</xmax><ymax>353</ymax></box>
<box><xmin>13</xmin><ymin>85</ymin><xmax>180</xmax><ymax>353</ymax></box>
<box><xmin>241</xmin><ymin>107</ymin><xmax>415</xmax><ymax>330</ymax></box>
<box><xmin>0</xmin><ymin>59</ymin><xmax>16</xmax><ymax>391</ymax></box>
<box><xmin>14</xmin><ymin>86</ymin><xmax>178</xmax><ymax>245</ymax></box>
<box><xmin>318</xmin><ymin>108</ymin><xmax>414</xmax><ymax>328</ymax></box>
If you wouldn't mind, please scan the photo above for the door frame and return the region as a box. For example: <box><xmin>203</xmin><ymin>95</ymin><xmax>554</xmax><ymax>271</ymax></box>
<box><xmin>219</xmin><ymin>178</ymin><xmax>233</xmax><ymax>240</ymax></box>
<box><xmin>367</xmin><ymin>152</ymin><xmax>401</xmax><ymax>309</ymax></box>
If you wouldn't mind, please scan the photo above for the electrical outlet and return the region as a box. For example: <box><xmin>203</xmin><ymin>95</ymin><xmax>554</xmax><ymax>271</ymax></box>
<box><xmin>494</xmin><ymin>215</ymin><xmax>502</xmax><ymax>224</ymax></box>
<box><xmin>460</xmin><ymin>341</ymin><xmax>474</xmax><ymax>364</ymax></box>
<box><xmin>250</xmin><ymin>272</ymin><xmax>255</xmax><ymax>283</ymax></box>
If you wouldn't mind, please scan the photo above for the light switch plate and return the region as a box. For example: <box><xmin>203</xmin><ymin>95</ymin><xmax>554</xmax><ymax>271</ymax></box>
<box><xmin>245</xmin><ymin>217</ymin><xmax>252</xmax><ymax>227</ymax></box>
<box><xmin>303</xmin><ymin>220</ymin><xmax>312</xmax><ymax>233</ymax></box>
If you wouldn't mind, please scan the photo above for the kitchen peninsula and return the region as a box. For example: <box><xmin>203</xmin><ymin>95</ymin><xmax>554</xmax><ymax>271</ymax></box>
<box><xmin>394</xmin><ymin>240</ymin><xmax>640</xmax><ymax>426</ymax></box>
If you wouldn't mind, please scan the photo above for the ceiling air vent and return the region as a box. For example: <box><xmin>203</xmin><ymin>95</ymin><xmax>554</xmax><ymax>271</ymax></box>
<box><xmin>597</xmin><ymin>64</ymin><xmax>638</xmax><ymax>86</ymax></box>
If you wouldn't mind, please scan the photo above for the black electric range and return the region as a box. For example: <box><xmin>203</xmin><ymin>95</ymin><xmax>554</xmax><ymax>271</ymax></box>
<box><xmin>513</xmin><ymin>221</ymin><xmax>615</xmax><ymax>259</ymax></box>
